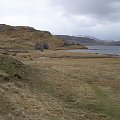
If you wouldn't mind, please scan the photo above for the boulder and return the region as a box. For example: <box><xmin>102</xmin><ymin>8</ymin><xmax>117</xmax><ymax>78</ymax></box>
<box><xmin>35</xmin><ymin>42</ymin><xmax>49</xmax><ymax>51</ymax></box>
<box><xmin>35</xmin><ymin>42</ymin><xmax>44</xmax><ymax>51</ymax></box>
<box><xmin>43</xmin><ymin>42</ymin><xmax>49</xmax><ymax>49</ymax></box>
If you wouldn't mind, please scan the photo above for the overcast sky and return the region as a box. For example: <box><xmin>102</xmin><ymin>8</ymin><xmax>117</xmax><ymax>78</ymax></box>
<box><xmin>0</xmin><ymin>0</ymin><xmax>120</xmax><ymax>40</ymax></box>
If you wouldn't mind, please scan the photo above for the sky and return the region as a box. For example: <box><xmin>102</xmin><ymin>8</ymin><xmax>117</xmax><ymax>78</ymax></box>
<box><xmin>0</xmin><ymin>0</ymin><xmax>120</xmax><ymax>40</ymax></box>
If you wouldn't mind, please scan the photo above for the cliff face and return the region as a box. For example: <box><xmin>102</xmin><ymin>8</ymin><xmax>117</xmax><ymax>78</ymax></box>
<box><xmin>0</xmin><ymin>24</ymin><xmax>64</xmax><ymax>49</ymax></box>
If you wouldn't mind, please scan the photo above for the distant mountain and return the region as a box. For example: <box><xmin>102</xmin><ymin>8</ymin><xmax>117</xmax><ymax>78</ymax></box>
<box><xmin>55</xmin><ymin>35</ymin><xmax>120</xmax><ymax>46</ymax></box>
<box><xmin>106</xmin><ymin>41</ymin><xmax>120</xmax><ymax>46</ymax></box>
<box><xmin>55</xmin><ymin>35</ymin><xmax>105</xmax><ymax>46</ymax></box>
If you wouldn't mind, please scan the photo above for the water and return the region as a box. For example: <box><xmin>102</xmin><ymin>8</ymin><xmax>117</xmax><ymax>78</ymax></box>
<box><xmin>66</xmin><ymin>46</ymin><xmax>120</xmax><ymax>56</ymax></box>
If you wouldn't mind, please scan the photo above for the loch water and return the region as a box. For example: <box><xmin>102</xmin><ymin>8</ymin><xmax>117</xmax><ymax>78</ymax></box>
<box><xmin>66</xmin><ymin>46</ymin><xmax>120</xmax><ymax>56</ymax></box>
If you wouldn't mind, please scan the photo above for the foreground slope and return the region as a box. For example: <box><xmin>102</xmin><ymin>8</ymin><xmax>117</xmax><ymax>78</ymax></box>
<box><xmin>0</xmin><ymin>51</ymin><xmax>120</xmax><ymax>120</ymax></box>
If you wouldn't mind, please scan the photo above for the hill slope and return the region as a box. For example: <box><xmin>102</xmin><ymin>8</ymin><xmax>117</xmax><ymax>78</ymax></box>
<box><xmin>0</xmin><ymin>54</ymin><xmax>120</xmax><ymax>120</ymax></box>
<box><xmin>0</xmin><ymin>24</ymin><xmax>64</xmax><ymax>49</ymax></box>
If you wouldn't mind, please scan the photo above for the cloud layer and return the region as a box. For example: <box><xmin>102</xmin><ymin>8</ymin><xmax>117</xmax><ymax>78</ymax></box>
<box><xmin>51</xmin><ymin>0</ymin><xmax>120</xmax><ymax>21</ymax></box>
<box><xmin>0</xmin><ymin>0</ymin><xmax>120</xmax><ymax>40</ymax></box>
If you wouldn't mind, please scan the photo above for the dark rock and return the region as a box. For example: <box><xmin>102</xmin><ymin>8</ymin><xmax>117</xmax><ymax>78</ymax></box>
<box><xmin>0</xmin><ymin>24</ymin><xmax>35</xmax><ymax>32</ymax></box>
<box><xmin>14</xmin><ymin>26</ymin><xmax>35</xmax><ymax>32</ymax></box>
<box><xmin>14</xmin><ymin>74</ymin><xmax>21</xmax><ymax>79</ymax></box>
<box><xmin>43</xmin><ymin>42</ymin><xmax>49</xmax><ymax>49</ymax></box>
<box><xmin>0</xmin><ymin>24</ymin><xmax>15</xmax><ymax>32</ymax></box>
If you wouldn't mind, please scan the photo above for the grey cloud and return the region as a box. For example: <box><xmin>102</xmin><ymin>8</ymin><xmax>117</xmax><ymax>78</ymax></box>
<box><xmin>51</xmin><ymin>0</ymin><xmax>120</xmax><ymax>21</ymax></box>
<box><xmin>0</xmin><ymin>0</ymin><xmax>120</xmax><ymax>40</ymax></box>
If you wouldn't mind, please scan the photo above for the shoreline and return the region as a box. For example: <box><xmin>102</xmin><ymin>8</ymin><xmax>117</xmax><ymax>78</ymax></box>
<box><xmin>64</xmin><ymin>48</ymin><xmax>120</xmax><ymax>58</ymax></box>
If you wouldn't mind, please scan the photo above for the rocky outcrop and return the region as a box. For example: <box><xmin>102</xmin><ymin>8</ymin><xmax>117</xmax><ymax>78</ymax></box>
<box><xmin>35</xmin><ymin>42</ymin><xmax>49</xmax><ymax>51</ymax></box>
<box><xmin>0</xmin><ymin>24</ymin><xmax>36</xmax><ymax>32</ymax></box>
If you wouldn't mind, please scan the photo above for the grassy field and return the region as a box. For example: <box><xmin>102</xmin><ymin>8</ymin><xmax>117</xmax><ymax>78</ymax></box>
<box><xmin>0</xmin><ymin>50</ymin><xmax>120</xmax><ymax>120</ymax></box>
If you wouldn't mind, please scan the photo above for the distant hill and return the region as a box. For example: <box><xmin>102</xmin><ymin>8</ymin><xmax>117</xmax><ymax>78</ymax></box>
<box><xmin>55</xmin><ymin>35</ymin><xmax>120</xmax><ymax>46</ymax></box>
<box><xmin>0</xmin><ymin>24</ymin><xmax>64</xmax><ymax>49</ymax></box>
<box><xmin>106</xmin><ymin>41</ymin><xmax>120</xmax><ymax>46</ymax></box>
<box><xmin>55</xmin><ymin>35</ymin><xmax>88</xmax><ymax>49</ymax></box>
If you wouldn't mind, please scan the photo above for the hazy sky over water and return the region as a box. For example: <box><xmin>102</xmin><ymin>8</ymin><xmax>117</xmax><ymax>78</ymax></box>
<box><xmin>0</xmin><ymin>0</ymin><xmax>120</xmax><ymax>40</ymax></box>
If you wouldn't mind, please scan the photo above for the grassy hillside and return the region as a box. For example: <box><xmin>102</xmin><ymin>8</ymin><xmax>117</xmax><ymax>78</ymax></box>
<box><xmin>0</xmin><ymin>24</ymin><xmax>64</xmax><ymax>49</ymax></box>
<box><xmin>0</xmin><ymin>51</ymin><xmax>120</xmax><ymax>120</ymax></box>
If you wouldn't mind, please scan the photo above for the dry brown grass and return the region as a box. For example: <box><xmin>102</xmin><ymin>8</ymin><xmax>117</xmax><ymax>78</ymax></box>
<box><xmin>0</xmin><ymin>26</ymin><xmax>64</xmax><ymax>49</ymax></box>
<box><xmin>0</xmin><ymin>50</ymin><xmax>120</xmax><ymax>120</ymax></box>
